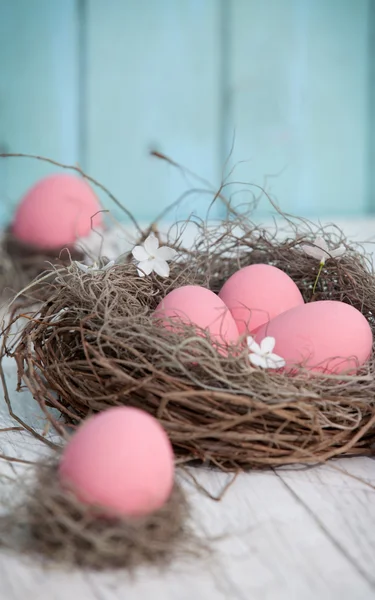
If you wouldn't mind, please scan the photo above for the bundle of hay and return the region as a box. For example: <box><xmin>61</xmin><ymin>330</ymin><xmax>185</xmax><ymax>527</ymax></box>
<box><xmin>0</xmin><ymin>461</ymin><xmax>192</xmax><ymax>570</ymax></box>
<box><xmin>0</xmin><ymin>230</ymin><xmax>84</xmax><ymax>301</ymax></box>
<box><xmin>4</xmin><ymin>215</ymin><xmax>375</xmax><ymax>471</ymax></box>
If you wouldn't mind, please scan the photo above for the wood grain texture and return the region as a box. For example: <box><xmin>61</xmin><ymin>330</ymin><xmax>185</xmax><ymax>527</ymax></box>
<box><xmin>86</xmin><ymin>0</ymin><xmax>223</xmax><ymax>223</ymax></box>
<box><xmin>0</xmin><ymin>0</ymin><xmax>79</xmax><ymax>222</ymax></box>
<box><xmin>0</xmin><ymin>412</ymin><xmax>374</xmax><ymax>599</ymax></box>
<box><xmin>228</xmin><ymin>0</ymin><xmax>369</xmax><ymax>217</ymax></box>
<box><xmin>1</xmin><ymin>221</ymin><xmax>375</xmax><ymax>599</ymax></box>
<box><xmin>277</xmin><ymin>458</ymin><xmax>375</xmax><ymax>588</ymax></box>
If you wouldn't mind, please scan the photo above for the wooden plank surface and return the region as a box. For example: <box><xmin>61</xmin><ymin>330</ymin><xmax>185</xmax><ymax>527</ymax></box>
<box><xmin>0</xmin><ymin>361</ymin><xmax>374</xmax><ymax>600</ymax></box>
<box><xmin>1</xmin><ymin>219</ymin><xmax>375</xmax><ymax>599</ymax></box>
<box><xmin>277</xmin><ymin>458</ymin><xmax>375</xmax><ymax>587</ymax></box>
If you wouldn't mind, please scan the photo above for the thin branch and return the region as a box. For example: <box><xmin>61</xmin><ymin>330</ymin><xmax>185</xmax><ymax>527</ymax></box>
<box><xmin>0</xmin><ymin>153</ymin><xmax>143</xmax><ymax>235</ymax></box>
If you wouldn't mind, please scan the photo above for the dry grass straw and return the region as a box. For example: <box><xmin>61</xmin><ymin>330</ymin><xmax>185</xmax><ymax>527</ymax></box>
<box><xmin>3</xmin><ymin>212</ymin><xmax>375</xmax><ymax>471</ymax></box>
<box><xmin>0</xmin><ymin>230</ymin><xmax>84</xmax><ymax>301</ymax></box>
<box><xmin>0</xmin><ymin>460</ymin><xmax>193</xmax><ymax>571</ymax></box>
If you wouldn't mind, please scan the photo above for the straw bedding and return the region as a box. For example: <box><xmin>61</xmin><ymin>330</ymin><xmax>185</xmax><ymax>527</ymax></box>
<box><xmin>3</xmin><ymin>217</ymin><xmax>375</xmax><ymax>471</ymax></box>
<box><xmin>0</xmin><ymin>461</ymin><xmax>193</xmax><ymax>570</ymax></box>
<box><xmin>0</xmin><ymin>230</ymin><xmax>84</xmax><ymax>300</ymax></box>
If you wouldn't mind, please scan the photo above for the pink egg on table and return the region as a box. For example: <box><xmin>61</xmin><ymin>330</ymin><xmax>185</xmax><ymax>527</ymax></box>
<box><xmin>59</xmin><ymin>407</ymin><xmax>174</xmax><ymax>518</ymax></box>
<box><xmin>12</xmin><ymin>173</ymin><xmax>102</xmax><ymax>249</ymax></box>
<box><xmin>154</xmin><ymin>285</ymin><xmax>239</xmax><ymax>349</ymax></box>
<box><xmin>254</xmin><ymin>300</ymin><xmax>373</xmax><ymax>374</ymax></box>
<box><xmin>219</xmin><ymin>264</ymin><xmax>304</xmax><ymax>335</ymax></box>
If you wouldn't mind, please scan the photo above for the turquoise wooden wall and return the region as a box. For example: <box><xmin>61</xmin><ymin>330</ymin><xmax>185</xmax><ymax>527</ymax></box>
<box><xmin>0</xmin><ymin>0</ymin><xmax>79</xmax><ymax>224</ymax></box>
<box><xmin>0</xmin><ymin>0</ymin><xmax>372</xmax><ymax>224</ymax></box>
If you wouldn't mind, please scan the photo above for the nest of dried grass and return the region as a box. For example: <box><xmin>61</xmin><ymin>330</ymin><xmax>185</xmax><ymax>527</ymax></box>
<box><xmin>0</xmin><ymin>230</ymin><xmax>84</xmax><ymax>301</ymax></box>
<box><xmin>3</xmin><ymin>214</ymin><xmax>375</xmax><ymax>471</ymax></box>
<box><xmin>0</xmin><ymin>460</ymin><xmax>193</xmax><ymax>570</ymax></box>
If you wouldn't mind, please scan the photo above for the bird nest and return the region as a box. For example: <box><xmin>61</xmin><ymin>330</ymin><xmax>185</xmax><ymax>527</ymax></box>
<box><xmin>3</xmin><ymin>212</ymin><xmax>375</xmax><ymax>472</ymax></box>
<box><xmin>0</xmin><ymin>460</ymin><xmax>193</xmax><ymax>571</ymax></box>
<box><xmin>0</xmin><ymin>230</ymin><xmax>83</xmax><ymax>301</ymax></box>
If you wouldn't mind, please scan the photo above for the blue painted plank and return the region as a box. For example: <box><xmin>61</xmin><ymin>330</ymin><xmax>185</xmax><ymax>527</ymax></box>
<box><xmin>229</xmin><ymin>0</ymin><xmax>369</xmax><ymax>218</ymax></box>
<box><xmin>0</xmin><ymin>0</ymin><xmax>79</xmax><ymax>225</ymax></box>
<box><xmin>86</xmin><ymin>0</ymin><xmax>222</xmax><ymax>224</ymax></box>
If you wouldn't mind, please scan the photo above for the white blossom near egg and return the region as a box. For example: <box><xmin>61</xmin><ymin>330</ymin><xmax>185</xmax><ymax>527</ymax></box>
<box><xmin>132</xmin><ymin>233</ymin><xmax>177</xmax><ymax>277</ymax></box>
<box><xmin>300</xmin><ymin>237</ymin><xmax>346</xmax><ymax>294</ymax></box>
<box><xmin>247</xmin><ymin>336</ymin><xmax>285</xmax><ymax>369</ymax></box>
<box><xmin>300</xmin><ymin>236</ymin><xmax>345</xmax><ymax>265</ymax></box>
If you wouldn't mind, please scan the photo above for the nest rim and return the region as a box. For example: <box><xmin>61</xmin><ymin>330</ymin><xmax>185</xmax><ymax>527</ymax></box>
<box><xmin>3</xmin><ymin>218</ymin><xmax>375</xmax><ymax>471</ymax></box>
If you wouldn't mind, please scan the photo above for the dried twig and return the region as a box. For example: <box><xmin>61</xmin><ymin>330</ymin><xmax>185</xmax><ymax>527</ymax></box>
<box><xmin>2</xmin><ymin>216</ymin><xmax>375</xmax><ymax>470</ymax></box>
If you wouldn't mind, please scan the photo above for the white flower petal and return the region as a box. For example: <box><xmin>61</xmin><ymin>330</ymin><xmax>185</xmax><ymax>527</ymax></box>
<box><xmin>75</xmin><ymin>262</ymin><xmax>89</xmax><ymax>272</ymax></box>
<box><xmin>144</xmin><ymin>233</ymin><xmax>159</xmax><ymax>256</ymax></box>
<box><xmin>247</xmin><ymin>336</ymin><xmax>261</xmax><ymax>354</ymax></box>
<box><xmin>132</xmin><ymin>245</ymin><xmax>149</xmax><ymax>262</ymax></box>
<box><xmin>313</xmin><ymin>236</ymin><xmax>328</xmax><ymax>253</ymax></box>
<box><xmin>156</xmin><ymin>246</ymin><xmax>178</xmax><ymax>261</ymax></box>
<box><xmin>103</xmin><ymin>260</ymin><xmax>115</xmax><ymax>271</ymax></box>
<box><xmin>301</xmin><ymin>244</ymin><xmax>326</xmax><ymax>261</ymax></box>
<box><xmin>266</xmin><ymin>354</ymin><xmax>286</xmax><ymax>369</ymax></box>
<box><xmin>260</xmin><ymin>336</ymin><xmax>276</xmax><ymax>354</ymax></box>
<box><xmin>137</xmin><ymin>259</ymin><xmax>154</xmax><ymax>277</ymax></box>
<box><xmin>330</xmin><ymin>246</ymin><xmax>345</xmax><ymax>258</ymax></box>
<box><xmin>249</xmin><ymin>353</ymin><xmax>268</xmax><ymax>369</ymax></box>
<box><xmin>301</xmin><ymin>236</ymin><xmax>337</xmax><ymax>262</ymax></box>
<box><xmin>152</xmin><ymin>259</ymin><xmax>170</xmax><ymax>278</ymax></box>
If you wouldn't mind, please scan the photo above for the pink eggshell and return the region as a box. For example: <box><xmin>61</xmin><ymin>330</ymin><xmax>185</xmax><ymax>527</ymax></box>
<box><xmin>154</xmin><ymin>285</ymin><xmax>239</xmax><ymax>348</ymax></box>
<box><xmin>255</xmin><ymin>300</ymin><xmax>373</xmax><ymax>374</ymax></box>
<box><xmin>12</xmin><ymin>173</ymin><xmax>102</xmax><ymax>249</ymax></box>
<box><xmin>219</xmin><ymin>264</ymin><xmax>304</xmax><ymax>334</ymax></box>
<box><xmin>59</xmin><ymin>407</ymin><xmax>174</xmax><ymax>517</ymax></box>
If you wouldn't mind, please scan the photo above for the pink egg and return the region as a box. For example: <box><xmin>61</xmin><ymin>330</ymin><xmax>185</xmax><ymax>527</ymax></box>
<box><xmin>12</xmin><ymin>173</ymin><xmax>102</xmax><ymax>249</ymax></box>
<box><xmin>154</xmin><ymin>285</ymin><xmax>239</xmax><ymax>349</ymax></box>
<box><xmin>59</xmin><ymin>407</ymin><xmax>174</xmax><ymax>517</ymax></box>
<box><xmin>219</xmin><ymin>264</ymin><xmax>304</xmax><ymax>335</ymax></box>
<box><xmin>254</xmin><ymin>300</ymin><xmax>373</xmax><ymax>374</ymax></box>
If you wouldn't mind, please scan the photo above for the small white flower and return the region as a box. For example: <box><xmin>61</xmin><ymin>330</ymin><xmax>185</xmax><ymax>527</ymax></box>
<box><xmin>74</xmin><ymin>260</ymin><xmax>115</xmax><ymax>274</ymax></box>
<box><xmin>132</xmin><ymin>232</ymin><xmax>177</xmax><ymax>278</ymax></box>
<box><xmin>301</xmin><ymin>236</ymin><xmax>345</xmax><ymax>265</ymax></box>
<box><xmin>247</xmin><ymin>336</ymin><xmax>285</xmax><ymax>370</ymax></box>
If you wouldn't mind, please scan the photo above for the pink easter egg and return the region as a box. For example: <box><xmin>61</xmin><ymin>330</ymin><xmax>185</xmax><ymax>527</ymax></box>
<box><xmin>12</xmin><ymin>173</ymin><xmax>102</xmax><ymax>249</ymax></box>
<box><xmin>218</xmin><ymin>264</ymin><xmax>304</xmax><ymax>334</ymax></box>
<box><xmin>154</xmin><ymin>285</ymin><xmax>239</xmax><ymax>349</ymax></box>
<box><xmin>254</xmin><ymin>300</ymin><xmax>373</xmax><ymax>374</ymax></box>
<box><xmin>59</xmin><ymin>407</ymin><xmax>174</xmax><ymax>517</ymax></box>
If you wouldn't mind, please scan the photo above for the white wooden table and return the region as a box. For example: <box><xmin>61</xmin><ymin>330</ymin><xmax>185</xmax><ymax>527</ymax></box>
<box><xmin>0</xmin><ymin>356</ymin><xmax>375</xmax><ymax>600</ymax></box>
<box><xmin>1</xmin><ymin>219</ymin><xmax>375</xmax><ymax>600</ymax></box>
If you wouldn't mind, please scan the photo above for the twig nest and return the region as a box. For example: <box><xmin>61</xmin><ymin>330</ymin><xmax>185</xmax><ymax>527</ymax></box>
<box><xmin>0</xmin><ymin>462</ymin><xmax>191</xmax><ymax>571</ymax></box>
<box><xmin>4</xmin><ymin>221</ymin><xmax>375</xmax><ymax>469</ymax></box>
<box><xmin>0</xmin><ymin>230</ymin><xmax>84</xmax><ymax>300</ymax></box>
<box><xmin>0</xmin><ymin>172</ymin><xmax>105</xmax><ymax>298</ymax></box>
<box><xmin>60</xmin><ymin>407</ymin><xmax>175</xmax><ymax>517</ymax></box>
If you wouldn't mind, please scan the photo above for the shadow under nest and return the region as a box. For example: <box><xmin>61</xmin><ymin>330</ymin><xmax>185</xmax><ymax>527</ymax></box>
<box><xmin>3</xmin><ymin>218</ymin><xmax>375</xmax><ymax>471</ymax></box>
